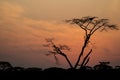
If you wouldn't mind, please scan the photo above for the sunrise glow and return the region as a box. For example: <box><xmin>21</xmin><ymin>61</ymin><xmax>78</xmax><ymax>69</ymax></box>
<box><xmin>0</xmin><ymin>0</ymin><xmax>120</xmax><ymax>69</ymax></box>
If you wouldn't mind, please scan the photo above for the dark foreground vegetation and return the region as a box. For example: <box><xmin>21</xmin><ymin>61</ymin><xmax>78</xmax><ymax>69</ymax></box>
<box><xmin>0</xmin><ymin>61</ymin><xmax>120</xmax><ymax>80</ymax></box>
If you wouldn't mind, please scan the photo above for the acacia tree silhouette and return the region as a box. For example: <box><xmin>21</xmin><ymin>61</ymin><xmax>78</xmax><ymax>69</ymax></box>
<box><xmin>93</xmin><ymin>62</ymin><xmax>112</xmax><ymax>70</ymax></box>
<box><xmin>44</xmin><ymin>16</ymin><xmax>119</xmax><ymax>69</ymax></box>
<box><xmin>66</xmin><ymin>16</ymin><xmax>118</xmax><ymax>69</ymax></box>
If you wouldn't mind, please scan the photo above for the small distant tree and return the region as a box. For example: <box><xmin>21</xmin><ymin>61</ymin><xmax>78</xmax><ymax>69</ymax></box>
<box><xmin>0</xmin><ymin>61</ymin><xmax>12</xmax><ymax>71</ymax></box>
<box><xmin>93</xmin><ymin>62</ymin><xmax>112</xmax><ymax>70</ymax></box>
<box><xmin>44</xmin><ymin>16</ymin><xmax>119</xmax><ymax>69</ymax></box>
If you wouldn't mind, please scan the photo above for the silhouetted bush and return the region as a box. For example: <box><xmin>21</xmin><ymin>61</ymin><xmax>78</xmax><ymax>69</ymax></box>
<box><xmin>0</xmin><ymin>61</ymin><xmax>13</xmax><ymax>72</ymax></box>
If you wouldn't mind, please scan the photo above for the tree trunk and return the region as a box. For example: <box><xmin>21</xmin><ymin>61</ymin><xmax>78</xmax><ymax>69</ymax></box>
<box><xmin>74</xmin><ymin>35</ymin><xmax>90</xmax><ymax>69</ymax></box>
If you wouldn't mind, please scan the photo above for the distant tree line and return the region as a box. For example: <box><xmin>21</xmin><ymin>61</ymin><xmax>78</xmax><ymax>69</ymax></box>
<box><xmin>0</xmin><ymin>61</ymin><xmax>120</xmax><ymax>72</ymax></box>
<box><xmin>0</xmin><ymin>61</ymin><xmax>120</xmax><ymax>80</ymax></box>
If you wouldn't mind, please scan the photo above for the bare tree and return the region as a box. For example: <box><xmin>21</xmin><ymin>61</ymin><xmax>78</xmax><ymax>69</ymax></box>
<box><xmin>43</xmin><ymin>38</ymin><xmax>73</xmax><ymax>68</ymax></box>
<box><xmin>44</xmin><ymin>16</ymin><xmax>119</xmax><ymax>69</ymax></box>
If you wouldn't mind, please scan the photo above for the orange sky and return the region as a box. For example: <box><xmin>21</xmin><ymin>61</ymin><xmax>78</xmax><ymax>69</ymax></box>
<box><xmin>0</xmin><ymin>0</ymin><xmax>120</xmax><ymax>68</ymax></box>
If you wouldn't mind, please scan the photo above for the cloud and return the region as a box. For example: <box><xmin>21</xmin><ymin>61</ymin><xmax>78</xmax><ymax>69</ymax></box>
<box><xmin>0</xmin><ymin>2</ymin><xmax>24</xmax><ymax>20</ymax></box>
<box><xmin>0</xmin><ymin>1</ymin><xmax>82</xmax><ymax>68</ymax></box>
<box><xmin>103</xmin><ymin>0</ymin><xmax>120</xmax><ymax>23</ymax></box>
<box><xmin>0</xmin><ymin>1</ymin><xmax>120</xmax><ymax>68</ymax></box>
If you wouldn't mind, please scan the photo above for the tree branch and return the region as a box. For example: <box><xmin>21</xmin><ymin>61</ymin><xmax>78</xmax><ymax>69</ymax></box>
<box><xmin>80</xmin><ymin>49</ymin><xmax>92</xmax><ymax>68</ymax></box>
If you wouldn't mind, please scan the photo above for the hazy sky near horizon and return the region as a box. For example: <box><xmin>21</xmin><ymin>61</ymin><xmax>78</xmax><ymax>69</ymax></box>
<box><xmin>0</xmin><ymin>0</ymin><xmax>120</xmax><ymax>68</ymax></box>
